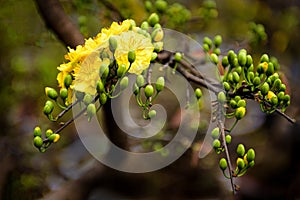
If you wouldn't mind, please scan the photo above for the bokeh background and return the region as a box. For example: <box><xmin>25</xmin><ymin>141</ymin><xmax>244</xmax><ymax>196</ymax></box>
<box><xmin>0</xmin><ymin>0</ymin><xmax>300</xmax><ymax>199</ymax></box>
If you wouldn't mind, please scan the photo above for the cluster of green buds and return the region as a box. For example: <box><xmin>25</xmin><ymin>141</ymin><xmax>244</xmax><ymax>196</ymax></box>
<box><xmin>133</xmin><ymin>75</ymin><xmax>165</xmax><ymax>119</ymax></box>
<box><xmin>33</xmin><ymin>126</ymin><xmax>60</xmax><ymax>152</ymax></box>
<box><xmin>202</xmin><ymin>35</ymin><xmax>222</xmax><ymax>57</ymax></box>
<box><xmin>144</xmin><ymin>0</ymin><xmax>191</xmax><ymax>28</ymax></box>
<box><xmin>248</xmin><ymin>22</ymin><xmax>268</xmax><ymax>46</ymax></box>
<box><xmin>198</xmin><ymin>0</ymin><xmax>218</xmax><ymax>21</ymax></box>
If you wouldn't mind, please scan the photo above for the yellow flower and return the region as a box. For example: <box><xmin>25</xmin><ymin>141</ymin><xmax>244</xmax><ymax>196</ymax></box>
<box><xmin>73</xmin><ymin>52</ymin><xmax>110</xmax><ymax>95</ymax></box>
<box><xmin>114</xmin><ymin>31</ymin><xmax>154</xmax><ymax>74</ymax></box>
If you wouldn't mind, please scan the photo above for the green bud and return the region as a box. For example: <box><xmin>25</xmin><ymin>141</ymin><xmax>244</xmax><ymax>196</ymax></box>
<box><xmin>87</xmin><ymin>103</ymin><xmax>97</xmax><ymax>118</ymax></box>
<box><xmin>230</xmin><ymin>99</ymin><xmax>237</xmax><ymax>108</ymax></box>
<box><xmin>273</xmin><ymin>79</ymin><xmax>282</xmax><ymax>91</ymax></box>
<box><xmin>145</xmin><ymin>0</ymin><xmax>152</xmax><ymax>12</ymax></box>
<box><xmin>203</xmin><ymin>37</ymin><xmax>212</xmax><ymax>49</ymax></box>
<box><xmin>156</xmin><ymin>77</ymin><xmax>165</xmax><ymax>92</ymax></box>
<box><xmin>153</xmin><ymin>42</ymin><xmax>163</xmax><ymax>52</ymax></box>
<box><xmin>222</xmin><ymin>56</ymin><xmax>229</xmax><ymax>67</ymax></box>
<box><xmin>45</xmin><ymin>100</ymin><xmax>54</xmax><ymax>110</ymax></box>
<box><xmin>232</xmin><ymin>58</ymin><xmax>239</xmax><ymax>68</ymax></box>
<box><xmin>234</xmin><ymin>95</ymin><xmax>241</xmax><ymax>102</ymax></box>
<box><xmin>83</xmin><ymin>94</ymin><xmax>93</xmax><ymax>105</ymax></box>
<box><xmin>247</xmin><ymin>71</ymin><xmax>255</xmax><ymax>82</ymax></box>
<box><xmin>45</xmin><ymin>87</ymin><xmax>58</xmax><ymax>100</ymax></box>
<box><xmin>219</xmin><ymin>158</ymin><xmax>228</xmax><ymax>171</ymax></box>
<box><xmin>237</xmin><ymin>144</ymin><xmax>245</xmax><ymax>157</ymax></box>
<box><xmin>99</xmin><ymin>63</ymin><xmax>109</xmax><ymax>80</ymax></box>
<box><xmin>64</xmin><ymin>74</ymin><xmax>73</xmax><ymax>88</ymax></box>
<box><xmin>213</xmin><ymin>35</ymin><xmax>222</xmax><ymax>47</ymax></box>
<box><xmin>211</xmin><ymin>127</ymin><xmax>220</xmax><ymax>139</ymax></box>
<box><xmin>280</xmin><ymin>84</ymin><xmax>286</xmax><ymax>92</ymax></box>
<box><xmin>148</xmin><ymin>109</ymin><xmax>157</xmax><ymax>118</ymax></box>
<box><xmin>270</xmin><ymin>57</ymin><xmax>280</xmax><ymax>71</ymax></box>
<box><xmin>246</xmin><ymin>55</ymin><xmax>253</xmax><ymax>68</ymax></box>
<box><xmin>128</xmin><ymin>50</ymin><xmax>136</xmax><ymax>63</ymax></box>
<box><xmin>203</xmin><ymin>43</ymin><xmax>210</xmax><ymax>52</ymax></box>
<box><xmin>228</xmin><ymin>50</ymin><xmax>236</xmax><ymax>66</ymax></box>
<box><xmin>212</xmin><ymin>139</ymin><xmax>221</xmax><ymax>149</ymax></box>
<box><xmin>96</xmin><ymin>80</ymin><xmax>105</xmax><ymax>94</ymax></box>
<box><xmin>151</xmin><ymin>27</ymin><xmax>164</xmax><ymax>42</ymax></box>
<box><xmin>248</xmin><ymin>161</ymin><xmax>255</xmax><ymax>167</ymax></box>
<box><xmin>75</xmin><ymin>91</ymin><xmax>84</xmax><ymax>101</ymax></box>
<box><xmin>45</xmin><ymin>129</ymin><xmax>53</xmax><ymax>138</ymax></box>
<box><xmin>34</xmin><ymin>126</ymin><xmax>42</xmax><ymax>137</ymax></box>
<box><xmin>148</xmin><ymin>13</ymin><xmax>160</xmax><ymax>26</ymax></box>
<box><xmin>235</xmin><ymin>66</ymin><xmax>242</xmax><ymax>74</ymax></box>
<box><xmin>277</xmin><ymin>91</ymin><xmax>285</xmax><ymax>101</ymax></box>
<box><xmin>210</xmin><ymin>53</ymin><xmax>219</xmax><ymax>65</ymax></box>
<box><xmin>236</xmin><ymin>157</ymin><xmax>245</xmax><ymax>169</ymax></box>
<box><xmin>136</xmin><ymin>75</ymin><xmax>145</xmax><ymax>87</ymax></box>
<box><xmin>248</xmin><ymin>64</ymin><xmax>254</xmax><ymax>72</ymax></box>
<box><xmin>217</xmin><ymin>91</ymin><xmax>226</xmax><ymax>103</ymax></box>
<box><xmin>34</xmin><ymin>136</ymin><xmax>43</xmax><ymax>148</ymax></box>
<box><xmin>195</xmin><ymin>88</ymin><xmax>202</xmax><ymax>99</ymax></box>
<box><xmin>227</xmin><ymin>72</ymin><xmax>233</xmax><ymax>83</ymax></box>
<box><xmin>266</xmin><ymin>62</ymin><xmax>274</xmax><ymax>76</ymax></box>
<box><xmin>213</xmin><ymin>48</ymin><xmax>221</xmax><ymax>56</ymax></box>
<box><xmin>145</xmin><ymin>84</ymin><xmax>154</xmax><ymax>98</ymax></box>
<box><xmin>109</xmin><ymin>36</ymin><xmax>118</xmax><ymax>52</ymax></box>
<box><xmin>174</xmin><ymin>52</ymin><xmax>182</xmax><ymax>62</ymax></box>
<box><xmin>225</xmin><ymin>135</ymin><xmax>232</xmax><ymax>144</ymax></box>
<box><xmin>271</xmin><ymin>95</ymin><xmax>278</xmax><ymax>105</ymax></box>
<box><xmin>43</xmin><ymin>104</ymin><xmax>53</xmax><ymax>115</ymax></box>
<box><xmin>154</xmin><ymin>23</ymin><xmax>161</xmax><ymax>29</ymax></box>
<box><xmin>260</xmin><ymin>53</ymin><xmax>269</xmax><ymax>63</ymax></box>
<box><xmin>232</xmin><ymin>71</ymin><xmax>240</xmax><ymax>83</ymax></box>
<box><xmin>235</xmin><ymin>107</ymin><xmax>246</xmax><ymax>120</ymax></box>
<box><xmin>48</xmin><ymin>133</ymin><xmax>60</xmax><ymax>143</ymax></box>
<box><xmin>141</xmin><ymin>21</ymin><xmax>149</xmax><ymax>30</ymax></box>
<box><xmin>237</xmin><ymin>99</ymin><xmax>246</xmax><ymax>107</ymax></box>
<box><xmin>283</xmin><ymin>94</ymin><xmax>290</xmax><ymax>103</ymax></box>
<box><xmin>223</xmin><ymin>82</ymin><xmax>230</xmax><ymax>91</ymax></box>
<box><xmin>246</xmin><ymin>148</ymin><xmax>255</xmax><ymax>162</ymax></box>
<box><xmin>133</xmin><ymin>83</ymin><xmax>139</xmax><ymax>95</ymax></box>
<box><xmin>261</xmin><ymin>82</ymin><xmax>270</xmax><ymax>95</ymax></box>
<box><xmin>99</xmin><ymin>93</ymin><xmax>107</xmax><ymax>105</ymax></box>
<box><xmin>253</xmin><ymin>76</ymin><xmax>261</xmax><ymax>86</ymax></box>
<box><xmin>238</xmin><ymin>50</ymin><xmax>247</xmax><ymax>66</ymax></box>
<box><xmin>151</xmin><ymin>52</ymin><xmax>158</xmax><ymax>61</ymax></box>
<box><xmin>155</xmin><ymin>0</ymin><xmax>168</xmax><ymax>13</ymax></box>
<box><xmin>117</xmin><ymin>64</ymin><xmax>127</xmax><ymax>78</ymax></box>
<box><xmin>120</xmin><ymin>76</ymin><xmax>129</xmax><ymax>91</ymax></box>
<box><xmin>60</xmin><ymin>88</ymin><xmax>68</xmax><ymax>99</ymax></box>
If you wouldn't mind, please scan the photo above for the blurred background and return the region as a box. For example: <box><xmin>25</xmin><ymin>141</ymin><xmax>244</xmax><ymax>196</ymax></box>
<box><xmin>0</xmin><ymin>0</ymin><xmax>300</xmax><ymax>199</ymax></box>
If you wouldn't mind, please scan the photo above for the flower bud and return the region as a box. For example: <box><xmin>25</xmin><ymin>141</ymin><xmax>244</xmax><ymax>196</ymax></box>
<box><xmin>238</xmin><ymin>50</ymin><xmax>247</xmax><ymax>66</ymax></box>
<box><xmin>280</xmin><ymin>84</ymin><xmax>286</xmax><ymax>92</ymax></box>
<box><xmin>148</xmin><ymin>13</ymin><xmax>160</xmax><ymax>26</ymax></box>
<box><xmin>109</xmin><ymin>36</ymin><xmax>118</xmax><ymax>52</ymax></box>
<box><xmin>246</xmin><ymin>148</ymin><xmax>255</xmax><ymax>162</ymax></box>
<box><xmin>83</xmin><ymin>94</ymin><xmax>93</xmax><ymax>105</ymax></box>
<box><xmin>148</xmin><ymin>109</ymin><xmax>156</xmax><ymax>118</ymax></box>
<box><xmin>155</xmin><ymin>0</ymin><xmax>168</xmax><ymax>13</ymax></box>
<box><xmin>174</xmin><ymin>52</ymin><xmax>182</xmax><ymax>62</ymax></box>
<box><xmin>266</xmin><ymin>62</ymin><xmax>274</xmax><ymax>76</ymax></box>
<box><xmin>225</xmin><ymin>135</ymin><xmax>232</xmax><ymax>144</ymax></box>
<box><xmin>248</xmin><ymin>161</ymin><xmax>255</xmax><ymax>167</ymax></box>
<box><xmin>211</xmin><ymin>127</ymin><xmax>220</xmax><ymax>139</ymax></box>
<box><xmin>64</xmin><ymin>74</ymin><xmax>73</xmax><ymax>88</ymax></box>
<box><xmin>202</xmin><ymin>43</ymin><xmax>210</xmax><ymax>52</ymax></box>
<box><xmin>213</xmin><ymin>35</ymin><xmax>222</xmax><ymax>47</ymax></box>
<box><xmin>43</xmin><ymin>104</ymin><xmax>53</xmax><ymax>115</ymax></box>
<box><xmin>145</xmin><ymin>0</ymin><xmax>152</xmax><ymax>12</ymax></box>
<box><xmin>128</xmin><ymin>50</ymin><xmax>136</xmax><ymax>63</ymax></box>
<box><xmin>260</xmin><ymin>53</ymin><xmax>269</xmax><ymax>63</ymax></box>
<box><xmin>237</xmin><ymin>99</ymin><xmax>246</xmax><ymax>108</ymax></box>
<box><xmin>236</xmin><ymin>157</ymin><xmax>245</xmax><ymax>169</ymax></box>
<box><xmin>222</xmin><ymin>56</ymin><xmax>229</xmax><ymax>67</ymax></box>
<box><xmin>246</xmin><ymin>55</ymin><xmax>253</xmax><ymax>68</ymax></box>
<box><xmin>212</xmin><ymin>139</ymin><xmax>221</xmax><ymax>149</ymax></box>
<box><xmin>233</xmin><ymin>71</ymin><xmax>240</xmax><ymax>83</ymax></box>
<box><xmin>136</xmin><ymin>75</ymin><xmax>145</xmax><ymax>87</ymax></box>
<box><xmin>99</xmin><ymin>93</ymin><xmax>107</xmax><ymax>105</ymax></box>
<box><xmin>277</xmin><ymin>91</ymin><xmax>285</xmax><ymax>101</ymax></box>
<box><xmin>230</xmin><ymin>99</ymin><xmax>237</xmax><ymax>108</ymax></box>
<box><xmin>247</xmin><ymin>71</ymin><xmax>255</xmax><ymax>82</ymax></box>
<box><xmin>34</xmin><ymin>126</ymin><xmax>42</xmax><ymax>137</ymax></box>
<box><xmin>96</xmin><ymin>80</ymin><xmax>105</xmax><ymax>94</ymax></box>
<box><xmin>203</xmin><ymin>37</ymin><xmax>212</xmax><ymax>49</ymax></box>
<box><xmin>253</xmin><ymin>76</ymin><xmax>261</xmax><ymax>86</ymax></box>
<box><xmin>99</xmin><ymin>63</ymin><xmax>109</xmax><ymax>80</ymax></box>
<box><xmin>120</xmin><ymin>76</ymin><xmax>129</xmax><ymax>91</ymax></box>
<box><xmin>195</xmin><ymin>88</ymin><xmax>202</xmax><ymax>99</ymax></box>
<box><xmin>228</xmin><ymin>50</ymin><xmax>236</xmax><ymax>66</ymax></box>
<box><xmin>87</xmin><ymin>103</ymin><xmax>97</xmax><ymax>118</ymax></box>
<box><xmin>217</xmin><ymin>91</ymin><xmax>226</xmax><ymax>103</ymax></box>
<box><xmin>145</xmin><ymin>84</ymin><xmax>154</xmax><ymax>98</ymax></box>
<box><xmin>283</xmin><ymin>94</ymin><xmax>290</xmax><ymax>103</ymax></box>
<box><xmin>141</xmin><ymin>21</ymin><xmax>149</xmax><ymax>30</ymax></box>
<box><xmin>45</xmin><ymin>129</ymin><xmax>53</xmax><ymax>138</ymax></box>
<box><xmin>156</xmin><ymin>77</ymin><xmax>165</xmax><ymax>92</ymax></box>
<box><xmin>34</xmin><ymin>136</ymin><xmax>43</xmax><ymax>148</ymax></box>
<box><xmin>273</xmin><ymin>79</ymin><xmax>281</xmax><ymax>91</ymax></box>
<box><xmin>75</xmin><ymin>91</ymin><xmax>84</xmax><ymax>101</ymax></box>
<box><xmin>219</xmin><ymin>158</ymin><xmax>227</xmax><ymax>171</ymax></box>
<box><xmin>151</xmin><ymin>27</ymin><xmax>164</xmax><ymax>42</ymax></box>
<box><xmin>237</xmin><ymin>144</ymin><xmax>245</xmax><ymax>157</ymax></box>
<box><xmin>267</xmin><ymin>91</ymin><xmax>276</xmax><ymax>101</ymax></box>
<box><xmin>151</xmin><ymin>52</ymin><xmax>158</xmax><ymax>61</ymax></box>
<box><xmin>223</xmin><ymin>82</ymin><xmax>230</xmax><ymax>91</ymax></box>
<box><xmin>133</xmin><ymin>83</ymin><xmax>139</xmax><ymax>95</ymax></box>
<box><xmin>210</xmin><ymin>53</ymin><xmax>219</xmax><ymax>65</ymax></box>
<box><xmin>60</xmin><ymin>88</ymin><xmax>68</xmax><ymax>99</ymax></box>
<box><xmin>153</xmin><ymin>42</ymin><xmax>163</xmax><ymax>52</ymax></box>
<box><xmin>213</xmin><ymin>48</ymin><xmax>221</xmax><ymax>56</ymax></box>
<box><xmin>235</xmin><ymin>107</ymin><xmax>246</xmax><ymax>120</ymax></box>
<box><xmin>261</xmin><ymin>82</ymin><xmax>269</xmax><ymax>95</ymax></box>
<box><xmin>48</xmin><ymin>133</ymin><xmax>60</xmax><ymax>143</ymax></box>
<box><xmin>45</xmin><ymin>87</ymin><xmax>58</xmax><ymax>100</ymax></box>
<box><xmin>45</xmin><ymin>100</ymin><xmax>54</xmax><ymax>110</ymax></box>
<box><xmin>117</xmin><ymin>64</ymin><xmax>127</xmax><ymax>78</ymax></box>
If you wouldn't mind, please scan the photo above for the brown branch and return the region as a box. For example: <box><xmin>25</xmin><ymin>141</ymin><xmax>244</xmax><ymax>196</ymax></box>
<box><xmin>34</xmin><ymin>0</ymin><xmax>85</xmax><ymax>48</ymax></box>
<box><xmin>98</xmin><ymin>0</ymin><xmax>125</xmax><ymax>21</ymax></box>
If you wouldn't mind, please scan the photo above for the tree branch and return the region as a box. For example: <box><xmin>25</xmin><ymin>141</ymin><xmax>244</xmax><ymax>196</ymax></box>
<box><xmin>34</xmin><ymin>0</ymin><xmax>85</xmax><ymax>48</ymax></box>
